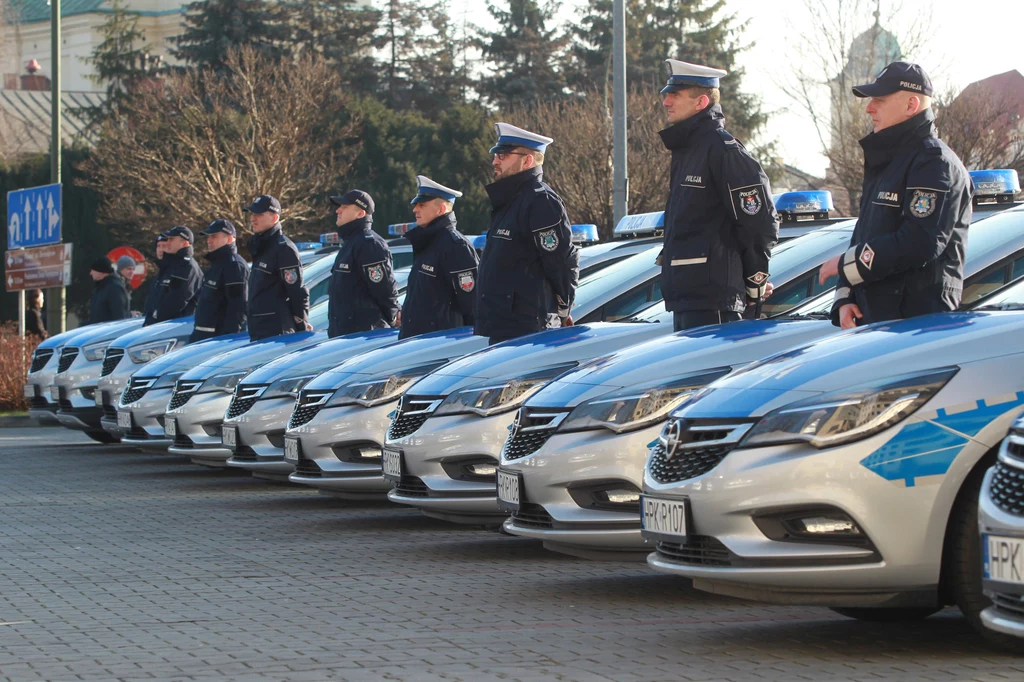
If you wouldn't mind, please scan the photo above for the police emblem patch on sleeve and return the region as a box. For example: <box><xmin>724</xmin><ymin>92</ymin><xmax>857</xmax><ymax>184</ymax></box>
<box><xmin>859</xmin><ymin>244</ymin><xmax>875</xmax><ymax>270</ymax></box>
<box><xmin>366</xmin><ymin>264</ymin><xmax>385</xmax><ymax>283</ymax></box>
<box><xmin>738</xmin><ymin>188</ymin><xmax>763</xmax><ymax>216</ymax></box>
<box><xmin>910</xmin><ymin>190</ymin><xmax>938</xmax><ymax>218</ymax></box>
<box><xmin>538</xmin><ymin>229</ymin><xmax>559</xmax><ymax>252</ymax></box>
<box><xmin>747</xmin><ymin>271</ymin><xmax>769</xmax><ymax>286</ymax></box>
<box><xmin>458</xmin><ymin>271</ymin><xmax>475</xmax><ymax>292</ymax></box>
<box><xmin>283</xmin><ymin>268</ymin><xmax>298</xmax><ymax>285</ymax></box>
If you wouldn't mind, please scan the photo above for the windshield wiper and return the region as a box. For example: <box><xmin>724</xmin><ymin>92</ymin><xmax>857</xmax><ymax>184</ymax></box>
<box><xmin>974</xmin><ymin>302</ymin><xmax>1024</xmax><ymax>311</ymax></box>
<box><xmin>783</xmin><ymin>311</ymin><xmax>831</xmax><ymax>320</ymax></box>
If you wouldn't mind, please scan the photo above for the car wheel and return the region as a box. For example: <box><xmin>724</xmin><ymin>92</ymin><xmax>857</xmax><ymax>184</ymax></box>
<box><xmin>86</xmin><ymin>430</ymin><xmax>118</xmax><ymax>444</ymax></box>
<box><xmin>829</xmin><ymin>606</ymin><xmax>940</xmax><ymax>622</ymax></box>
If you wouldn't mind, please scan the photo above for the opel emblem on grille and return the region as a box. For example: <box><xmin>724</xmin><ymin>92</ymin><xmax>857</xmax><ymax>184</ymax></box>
<box><xmin>663</xmin><ymin>419</ymin><xmax>683</xmax><ymax>460</ymax></box>
<box><xmin>510</xmin><ymin>409</ymin><xmax>524</xmax><ymax>437</ymax></box>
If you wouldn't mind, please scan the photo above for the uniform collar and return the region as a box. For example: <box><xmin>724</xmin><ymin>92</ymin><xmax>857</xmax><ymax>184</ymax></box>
<box><xmin>659</xmin><ymin>104</ymin><xmax>725</xmax><ymax>151</ymax></box>
<box><xmin>205</xmin><ymin>242</ymin><xmax>238</xmax><ymax>262</ymax></box>
<box><xmin>406</xmin><ymin>212</ymin><xmax>457</xmax><ymax>252</ymax></box>
<box><xmin>860</xmin><ymin>108</ymin><xmax>937</xmax><ymax>167</ymax></box>
<box><xmin>338</xmin><ymin>216</ymin><xmax>373</xmax><ymax>241</ymax></box>
<box><xmin>486</xmin><ymin>166</ymin><xmax>544</xmax><ymax>208</ymax></box>
<box><xmin>163</xmin><ymin>245</ymin><xmax>195</xmax><ymax>263</ymax></box>
<box><xmin>248</xmin><ymin>223</ymin><xmax>282</xmax><ymax>255</ymax></box>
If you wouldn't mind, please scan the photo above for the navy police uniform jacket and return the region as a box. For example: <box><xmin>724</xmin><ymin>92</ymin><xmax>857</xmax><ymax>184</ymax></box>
<box><xmin>659</xmin><ymin>105</ymin><xmax>779</xmax><ymax>314</ymax></box>
<box><xmin>399</xmin><ymin>212</ymin><xmax>479</xmax><ymax>340</ymax></box>
<box><xmin>142</xmin><ymin>254</ymin><xmax>167</xmax><ymax>322</ymax></box>
<box><xmin>189</xmin><ymin>243</ymin><xmax>250</xmax><ymax>342</ymax></box>
<box><xmin>831</xmin><ymin>108</ymin><xmax>972</xmax><ymax>326</ymax></box>
<box><xmin>327</xmin><ymin>217</ymin><xmax>399</xmax><ymax>338</ymax></box>
<box><xmin>144</xmin><ymin>246</ymin><xmax>202</xmax><ymax>326</ymax></box>
<box><xmin>89</xmin><ymin>274</ymin><xmax>131</xmax><ymax>324</ymax></box>
<box><xmin>247</xmin><ymin>224</ymin><xmax>309</xmax><ymax>341</ymax></box>
<box><xmin>475</xmin><ymin>167</ymin><xmax>580</xmax><ymax>339</ymax></box>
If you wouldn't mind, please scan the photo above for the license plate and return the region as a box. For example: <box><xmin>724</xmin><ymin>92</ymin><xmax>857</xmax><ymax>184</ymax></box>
<box><xmin>50</xmin><ymin>385</ymin><xmax>61</xmax><ymax>401</ymax></box>
<box><xmin>984</xmin><ymin>534</ymin><xmax>1024</xmax><ymax>584</ymax></box>
<box><xmin>117</xmin><ymin>411</ymin><xmax>132</xmax><ymax>429</ymax></box>
<box><xmin>165</xmin><ymin>418</ymin><xmax>177</xmax><ymax>438</ymax></box>
<box><xmin>24</xmin><ymin>384</ymin><xmax>35</xmax><ymax>398</ymax></box>
<box><xmin>223</xmin><ymin>425</ymin><xmax>237</xmax><ymax>449</ymax></box>
<box><xmin>284</xmin><ymin>436</ymin><xmax>300</xmax><ymax>461</ymax></box>
<box><xmin>640</xmin><ymin>495</ymin><xmax>689</xmax><ymax>540</ymax></box>
<box><xmin>382</xmin><ymin>447</ymin><xmax>403</xmax><ymax>482</ymax></box>
<box><xmin>497</xmin><ymin>469</ymin><xmax>522</xmax><ymax>513</ymax></box>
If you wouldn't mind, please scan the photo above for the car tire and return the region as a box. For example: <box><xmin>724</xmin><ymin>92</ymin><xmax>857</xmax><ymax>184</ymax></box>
<box><xmin>86</xmin><ymin>430</ymin><xmax>118</xmax><ymax>444</ymax></box>
<box><xmin>829</xmin><ymin>606</ymin><xmax>940</xmax><ymax>622</ymax></box>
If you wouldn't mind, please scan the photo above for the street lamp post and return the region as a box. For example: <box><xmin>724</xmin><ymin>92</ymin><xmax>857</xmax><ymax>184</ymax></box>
<box><xmin>49</xmin><ymin>0</ymin><xmax>66</xmax><ymax>334</ymax></box>
<box><xmin>612</xmin><ymin>0</ymin><xmax>628</xmax><ymax>226</ymax></box>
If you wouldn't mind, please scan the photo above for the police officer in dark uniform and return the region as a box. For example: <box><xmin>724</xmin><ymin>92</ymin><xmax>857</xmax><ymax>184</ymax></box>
<box><xmin>144</xmin><ymin>225</ymin><xmax>202</xmax><ymax>326</ymax></box>
<box><xmin>659</xmin><ymin>59</ymin><xmax>779</xmax><ymax>331</ymax></box>
<box><xmin>820</xmin><ymin>62</ymin><xmax>972</xmax><ymax>329</ymax></box>
<box><xmin>88</xmin><ymin>257</ymin><xmax>131</xmax><ymax>324</ymax></box>
<box><xmin>326</xmin><ymin>190</ymin><xmax>399</xmax><ymax>338</ymax></box>
<box><xmin>245</xmin><ymin>194</ymin><xmax>310</xmax><ymax>341</ymax></box>
<box><xmin>475</xmin><ymin>123</ymin><xmax>579</xmax><ymax>345</ymax></box>
<box><xmin>189</xmin><ymin>219</ymin><xmax>250</xmax><ymax>342</ymax></box>
<box><xmin>142</xmin><ymin>235</ymin><xmax>168</xmax><ymax>323</ymax></box>
<box><xmin>398</xmin><ymin>176</ymin><xmax>479</xmax><ymax>340</ymax></box>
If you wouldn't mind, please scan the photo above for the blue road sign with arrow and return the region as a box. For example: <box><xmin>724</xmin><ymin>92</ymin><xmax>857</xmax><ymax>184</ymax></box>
<box><xmin>6</xmin><ymin>183</ymin><xmax>62</xmax><ymax>250</ymax></box>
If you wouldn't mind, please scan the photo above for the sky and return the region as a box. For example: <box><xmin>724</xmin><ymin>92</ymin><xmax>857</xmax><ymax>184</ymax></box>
<box><xmin>448</xmin><ymin>0</ymin><xmax>1024</xmax><ymax>176</ymax></box>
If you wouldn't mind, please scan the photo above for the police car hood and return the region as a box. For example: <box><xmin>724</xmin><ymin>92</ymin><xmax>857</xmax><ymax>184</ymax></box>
<box><xmin>132</xmin><ymin>332</ymin><xmax>251</xmax><ymax>380</ymax></box>
<box><xmin>529</xmin><ymin>318</ymin><xmax>837</xmax><ymax>409</ymax></box>
<box><xmin>107</xmin><ymin>316</ymin><xmax>196</xmax><ymax>355</ymax></box>
<box><xmin>675</xmin><ymin>310</ymin><xmax>1024</xmax><ymax>420</ymax></box>
<box><xmin>240</xmin><ymin>328</ymin><xmax>400</xmax><ymax>386</ymax></box>
<box><xmin>407</xmin><ymin>322</ymin><xmax>672</xmax><ymax>397</ymax></box>
<box><xmin>37</xmin><ymin>318</ymin><xmax>138</xmax><ymax>351</ymax></box>
<box><xmin>179</xmin><ymin>330</ymin><xmax>328</xmax><ymax>381</ymax></box>
<box><xmin>65</xmin><ymin>316</ymin><xmax>145</xmax><ymax>348</ymax></box>
<box><xmin>301</xmin><ymin>328</ymin><xmax>489</xmax><ymax>392</ymax></box>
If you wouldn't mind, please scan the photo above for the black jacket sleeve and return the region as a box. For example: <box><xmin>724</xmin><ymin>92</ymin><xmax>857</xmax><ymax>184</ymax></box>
<box><xmin>156</xmin><ymin>261</ymin><xmax>202</xmax><ymax>321</ymax></box>
<box><xmin>224</xmin><ymin>259</ymin><xmax>249</xmax><ymax>334</ymax></box>
<box><xmin>278</xmin><ymin>247</ymin><xmax>309</xmax><ymax>328</ymax></box>
<box><xmin>112</xmin><ymin>279</ymin><xmax>131</xmax><ymax>321</ymax></box>
<box><xmin>528</xmin><ymin>192</ymin><xmax>579</xmax><ymax>315</ymax></box>
<box><xmin>358</xmin><ymin>240</ymin><xmax>400</xmax><ymax>324</ymax></box>
<box><xmin>444</xmin><ymin>238</ymin><xmax>480</xmax><ymax>324</ymax></box>
<box><xmin>714</xmin><ymin>144</ymin><xmax>780</xmax><ymax>301</ymax></box>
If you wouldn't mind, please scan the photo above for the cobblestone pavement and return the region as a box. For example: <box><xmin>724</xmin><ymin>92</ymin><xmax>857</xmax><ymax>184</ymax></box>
<box><xmin>1</xmin><ymin>427</ymin><xmax>1023</xmax><ymax>682</ymax></box>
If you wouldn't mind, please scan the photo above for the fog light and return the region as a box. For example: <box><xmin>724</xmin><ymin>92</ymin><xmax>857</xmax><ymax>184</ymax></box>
<box><xmin>466</xmin><ymin>463</ymin><xmax>497</xmax><ymax>476</ymax></box>
<box><xmin>81</xmin><ymin>387</ymin><xmax>96</xmax><ymax>400</ymax></box>
<box><xmin>601</xmin><ymin>490</ymin><xmax>641</xmax><ymax>504</ymax></box>
<box><xmin>753</xmin><ymin>506</ymin><xmax>873</xmax><ymax>549</ymax></box>
<box><xmin>795</xmin><ymin>516</ymin><xmax>860</xmax><ymax>535</ymax></box>
<box><xmin>357</xmin><ymin>447</ymin><xmax>382</xmax><ymax>460</ymax></box>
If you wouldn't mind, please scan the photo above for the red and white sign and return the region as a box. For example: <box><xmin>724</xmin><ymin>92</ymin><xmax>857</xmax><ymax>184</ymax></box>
<box><xmin>107</xmin><ymin>246</ymin><xmax>147</xmax><ymax>289</ymax></box>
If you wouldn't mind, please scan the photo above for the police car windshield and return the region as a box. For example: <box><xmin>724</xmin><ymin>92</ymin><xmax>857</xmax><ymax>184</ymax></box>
<box><xmin>572</xmin><ymin>246</ymin><xmax>659</xmax><ymax>312</ymax></box>
<box><xmin>973</xmin><ymin>276</ymin><xmax>1024</xmax><ymax>309</ymax></box>
<box><xmin>959</xmin><ymin>208</ymin><xmax>1024</xmax><ymax>269</ymax></box>
<box><xmin>303</xmin><ymin>251</ymin><xmax>335</xmax><ymax>280</ymax></box>
<box><xmin>310</xmin><ymin>300</ymin><xmax>330</xmax><ymax>328</ymax></box>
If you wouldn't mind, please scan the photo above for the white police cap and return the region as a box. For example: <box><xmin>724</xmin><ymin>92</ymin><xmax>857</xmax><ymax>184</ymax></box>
<box><xmin>662</xmin><ymin>59</ymin><xmax>728</xmax><ymax>94</ymax></box>
<box><xmin>411</xmin><ymin>175</ymin><xmax>464</xmax><ymax>205</ymax></box>
<box><xmin>490</xmin><ymin>122</ymin><xmax>553</xmax><ymax>154</ymax></box>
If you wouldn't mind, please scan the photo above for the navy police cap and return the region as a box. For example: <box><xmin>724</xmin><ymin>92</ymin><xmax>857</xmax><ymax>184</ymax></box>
<box><xmin>330</xmin><ymin>189</ymin><xmax>375</xmax><ymax>215</ymax></box>
<box><xmin>244</xmin><ymin>194</ymin><xmax>282</xmax><ymax>214</ymax></box>
<box><xmin>201</xmin><ymin>219</ymin><xmax>237</xmax><ymax>237</ymax></box>
<box><xmin>161</xmin><ymin>225</ymin><xmax>194</xmax><ymax>242</ymax></box>
<box><xmin>852</xmin><ymin>61</ymin><xmax>933</xmax><ymax>98</ymax></box>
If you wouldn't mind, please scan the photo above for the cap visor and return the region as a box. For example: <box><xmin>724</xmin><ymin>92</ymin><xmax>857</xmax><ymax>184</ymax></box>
<box><xmin>328</xmin><ymin>196</ymin><xmax>349</xmax><ymax>207</ymax></box>
<box><xmin>410</xmin><ymin>193</ymin><xmax>438</xmax><ymax>205</ymax></box>
<box><xmin>489</xmin><ymin>143</ymin><xmax>518</xmax><ymax>154</ymax></box>
<box><xmin>851</xmin><ymin>81</ymin><xmax>895</xmax><ymax>98</ymax></box>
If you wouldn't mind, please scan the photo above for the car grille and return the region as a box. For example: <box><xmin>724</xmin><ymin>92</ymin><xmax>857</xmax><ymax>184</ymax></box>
<box><xmin>395</xmin><ymin>475</ymin><xmax>429</xmax><ymax>497</ymax></box>
<box><xmin>59</xmin><ymin>398</ymin><xmax>73</xmax><ymax>411</ymax></box>
<box><xmin>30</xmin><ymin>348</ymin><xmax>53</xmax><ymax>373</ymax></box>
<box><xmin>57</xmin><ymin>347</ymin><xmax>79</xmax><ymax>373</ymax></box>
<box><xmin>230</xmin><ymin>444</ymin><xmax>258</xmax><ymax>462</ymax></box>
<box><xmin>168</xmin><ymin>380</ymin><xmax>204</xmax><ymax>411</ymax></box>
<box><xmin>991</xmin><ymin>592</ymin><xmax>1024</xmax><ymax>620</ymax></box>
<box><xmin>121</xmin><ymin>377</ymin><xmax>156</xmax><ymax>405</ymax></box>
<box><xmin>988</xmin><ymin>461</ymin><xmax>1024</xmax><ymax>516</ymax></box>
<box><xmin>648</xmin><ymin>441</ymin><xmax>733</xmax><ymax>484</ymax></box>
<box><xmin>387</xmin><ymin>395</ymin><xmax>442</xmax><ymax>440</ymax></box>
<box><xmin>655</xmin><ymin>536</ymin><xmax>734</xmax><ymax>567</ymax></box>
<box><xmin>289</xmin><ymin>390</ymin><xmax>332</xmax><ymax>428</ymax></box>
<box><xmin>501</xmin><ymin>409</ymin><xmax>567</xmax><ymax>461</ymax></box>
<box><xmin>512</xmin><ymin>502</ymin><xmax>554</xmax><ymax>529</ymax></box>
<box><xmin>173</xmin><ymin>432</ymin><xmax>194</xmax><ymax>448</ymax></box>
<box><xmin>646</xmin><ymin>420</ymin><xmax>752</xmax><ymax>484</ymax></box>
<box><xmin>29</xmin><ymin>396</ymin><xmax>49</xmax><ymax>409</ymax></box>
<box><xmin>294</xmin><ymin>458</ymin><xmax>322</xmax><ymax>477</ymax></box>
<box><xmin>102</xmin><ymin>405</ymin><xmax>117</xmax><ymax>419</ymax></box>
<box><xmin>101</xmin><ymin>348</ymin><xmax>125</xmax><ymax>377</ymax></box>
<box><xmin>227</xmin><ymin>384</ymin><xmax>267</xmax><ymax>419</ymax></box>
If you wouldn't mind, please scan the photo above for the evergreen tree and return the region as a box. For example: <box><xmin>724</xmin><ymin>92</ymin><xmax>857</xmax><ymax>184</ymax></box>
<box><xmin>172</xmin><ymin>0</ymin><xmax>290</xmax><ymax>70</ymax></box>
<box><xmin>404</xmin><ymin>1</ymin><xmax>474</xmax><ymax>118</ymax></box>
<box><xmin>82</xmin><ymin>0</ymin><xmax>158</xmax><ymax>120</ymax></box>
<box><xmin>476</xmin><ymin>0</ymin><xmax>568</xmax><ymax>109</ymax></box>
<box><xmin>286</xmin><ymin>0</ymin><xmax>384</xmax><ymax>96</ymax></box>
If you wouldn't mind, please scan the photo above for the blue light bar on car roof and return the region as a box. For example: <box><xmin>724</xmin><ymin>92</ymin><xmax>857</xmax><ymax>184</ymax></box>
<box><xmin>319</xmin><ymin>232</ymin><xmax>340</xmax><ymax>245</ymax></box>
<box><xmin>612</xmin><ymin>212</ymin><xmax>665</xmax><ymax>238</ymax></box>
<box><xmin>970</xmin><ymin>169</ymin><xmax>1020</xmax><ymax>199</ymax></box>
<box><xmin>775</xmin><ymin>190</ymin><xmax>834</xmax><ymax>215</ymax></box>
<box><xmin>294</xmin><ymin>242</ymin><xmax>320</xmax><ymax>250</ymax></box>
<box><xmin>388</xmin><ymin>222</ymin><xmax>416</xmax><ymax>236</ymax></box>
<box><xmin>470</xmin><ymin>235</ymin><xmax>487</xmax><ymax>251</ymax></box>
<box><xmin>571</xmin><ymin>224</ymin><xmax>599</xmax><ymax>244</ymax></box>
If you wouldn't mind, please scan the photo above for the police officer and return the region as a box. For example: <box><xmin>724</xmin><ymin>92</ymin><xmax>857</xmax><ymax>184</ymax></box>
<box><xmin>189</xmin><ymin>219</ymin><xmax>250</xmax><ymax>342</ymax></box>
<box><xmin>819</xmin><ymin>62</ymin><xmax>972</xmax><ymax>329</ymax></box>
<box><xmin>144</xmin><ymin>226</ymin><xmax>203</xmax><ymax>326</ymax></box>
<box><xmin>245</xmin><ymin>194</ymin><xmax>310</xmax><ymax>341</ymax></box>
<box><xmin>326</xmin><ymin>190</ymin><xmax>399</xmax><ymax>338</ymax></box>
<box><xmin>475</xmin><ymin>123</ymin><xmax>579</xmax><ymax>345</ymax></box>
<box><xmin>142</xmin><ymin>235</ymin><xmax>168</xmax><ymax>323</ymax></box>
<box><xmin>398</xmin><ymin>176</ymin><xmax>479</xmax><ymax>340</ymax></box>
<box><xmin>88</xmin><ymin>257</ymin><xmax>131</xmax><ymax>324</ymax></box>
<box><xmin>659</xmin><ymin>59</ymin><xmax>779</xmax><ymax>331</ymax></box>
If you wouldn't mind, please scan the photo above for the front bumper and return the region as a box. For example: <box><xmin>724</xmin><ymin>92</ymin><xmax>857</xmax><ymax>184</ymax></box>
<box><xmin>52</xmin><ymin>360</ymin><xmax>104</xmax><ymax>431</ymax></box>
<box><xmin>165</xmin><ymin>391</ymin><xmax>232</xmax><ymax>466</ymax></box>
<box><xmin>224</xmin><ymin>396</ymin><xmax>296</xmax><ymax>478</ymax></box>
<box><xmin>96</xmin><ymin>367</ymin><xmax>132</xmax><ymax>437</ymax></box>
<box><xmin>502</xmin><ymin>424</ymin><xmax>660</xmax><ymax>559</ymax></box>
<box><xmin>25</xmin><ymin>379</ymin><xmax>59</xmax><ymax>424</ymax></box>
<box><xmin>119</xmin><ymin>386</ymin><xmax>174</xmax><ymax>451</ymax></box>
<box><xmin>386</xmin><ymin>411</ymin><xmax>512</xmax><ymax>524</ymax></box>
<box><xmin>640</xmin><ymin>425</ymin><xmax>980</xmax><ymax>608</ymax></box>
<box><xmin>979</xmin><ymin>454</ymin><xmax>1024</xmax><ymax>639</ymax></box>
<box><xmin>286</xmin><ymin>403</ymin><xmax>393</xmax><ymax>498</ymax></box>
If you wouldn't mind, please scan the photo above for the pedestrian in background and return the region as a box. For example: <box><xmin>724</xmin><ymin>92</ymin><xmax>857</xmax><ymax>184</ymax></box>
<box><xmin>26</xmin><ymin>288</ymin><xmax>46</xmax><ymax>339</ymax></box>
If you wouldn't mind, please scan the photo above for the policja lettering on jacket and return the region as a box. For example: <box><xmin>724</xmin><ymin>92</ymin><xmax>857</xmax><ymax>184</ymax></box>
<box><xmin>190</xmin><ymin>219</ymin><xmax>250</xmax><ymax>342</ymax></box>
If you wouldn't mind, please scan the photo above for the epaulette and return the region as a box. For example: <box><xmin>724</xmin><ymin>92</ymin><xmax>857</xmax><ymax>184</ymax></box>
<box><xmin>716</xmin><ymin>128</ymin><xmax>740</xmax><ymax>148</ymax></box>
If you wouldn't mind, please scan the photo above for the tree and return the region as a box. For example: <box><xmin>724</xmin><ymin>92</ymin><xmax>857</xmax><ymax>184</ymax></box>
<box><xmin>286</xmin><ymin>0</ymin><xmax>384</xmax><ymax>96</ymax></box>
<box><xmin>936</xmin><ymin>81</ymin><xmax>1024</xmax><ymax>176</ymax></box>
<box><xmin>477</xmin><ymin>0</ymin><xmax>568</xmax><ymax>109</ymax></box>
<box><xmin>79</xmin><ymin>48</ymin><xmax>363</xmax><ymax>254</ymax></box>
<box><xmin>173</xmin><ymin>0</ymin><xmax>291</xmax><ymax>70</ymax></box>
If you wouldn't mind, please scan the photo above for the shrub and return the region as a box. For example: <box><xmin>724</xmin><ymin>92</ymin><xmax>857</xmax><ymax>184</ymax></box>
<box><xmin>0</xmin><ymin>322</ymin><xmax>40</xmax><ymax>412</ymax></box>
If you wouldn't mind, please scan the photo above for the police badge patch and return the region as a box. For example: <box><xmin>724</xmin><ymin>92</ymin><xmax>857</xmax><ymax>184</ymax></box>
<box><xmin>747</xmin><ymin>271</ymin><xmax>769</xmax><ymax>286</ymax></box>
<box><xmin>739</xmin><ymin>188</ymin><xmax>763</xmax><ymax>216</ymax></box>
<box><xmin>283</xmin><ymin>268</ymin><xmax>298</xmax><ymax>285</ymax></box>
<box><xmin>910</xmin><ymin>190</ymin><xmax>937</xmax><ymax>218</ymax></box>
<box><xmin>366</xmin><ymin>264</ymin><xmax>384</xmax><ymax>283</ymax></box>
<box><xmin>538</xmin><ymin>229</ymin><xmax>559</xmax><ymax>252</ymax></box>
<box><xmin>859</xmin><ymin>244</ymin><xmax>875</xmax><ymax>270</ymax></box>
<box><xmin>458</xmin><ymin>271</ymin><xmax>475</xmax><ymax>292</ymax></box>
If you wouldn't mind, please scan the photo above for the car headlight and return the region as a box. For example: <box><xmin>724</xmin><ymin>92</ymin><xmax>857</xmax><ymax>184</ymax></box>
<box><xmin>82</xmin><ymin>341</ymin><xmax>111</xmax><ymax>361</ymax></box>
<box><xmin>328</xmin><ymin>361</ymin><xmax>449</xmax><ymax>408</ymax></box>
<box><xmin>434</xmin><ymin>363</ymin><xmax>577</xmax><ymax>418</ymax></box>
<box><xmin>128</xmin><ymin>339</ymin><xmax>179</xmax><ymax>364</ymax></box>
<box><xmin>740</xmin><ymin>367</ymin><xmax>958</xmax><ymax>450</ymax></box>
<box><xmin>265</xmin><ymin>375</ymin><xmax>315</xmax><ymax>399</ymax></box>
<box><xmin>558</xmin><ymin>368</ymin><xmax>731</xmax><ymax>434</ymax></box>
<box><xmin>154</xmin><ymin>371</ymin><xmax>185</xmax><ymax>389</ymax></box>
<box><xmin>200</xmin><ymin>370</ymin><xmax>251</xmax><ymax>394</ymax></box>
